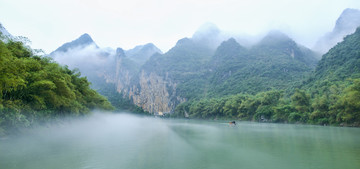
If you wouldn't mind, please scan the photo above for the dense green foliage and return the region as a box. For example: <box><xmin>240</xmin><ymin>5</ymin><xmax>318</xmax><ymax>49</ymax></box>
<box><xmin>208</xmin><ymin>35</ymin><xmax>317</xmax><ymax>96</ymax></box>
<box><xmin>142</xmin><ymin>38</ymin><xmax>214</xmax><ymax>99</ymax></box>
<box><xmin>303</xmin><ymin>27</ymin><xmax>360</xmax><ymax>94</ymax></box>
<box><xmin>0</xmin><ymin>39</ymin><xmax>113</xmax><ymax>135</ymax></box>
<box><xmin>172</xmin><ymin>28</ymin><xmax>360</xmax><ymax>126</ymax></box>
<box><xmin>173</xmin><ymin>80</ymin><xmax>360</xmax><ymax>126</ymax></box>
<box><xmin>141</xmin><ymin>31</ymin><xmax>318</xmax><ymax>100</ymax></box>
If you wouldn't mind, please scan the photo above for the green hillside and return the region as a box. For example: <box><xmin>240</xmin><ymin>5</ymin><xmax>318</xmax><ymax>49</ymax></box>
<box><xmin>173</xmin><ymin>28</ymin><xmax>360</xmax><ymax>126</ymax></box>
<box><xmin>141</xmin><ymin>31</ymin><xmax>319</xmax><ymax>100</ymax></box>
<box><xmin>141</xmin><ymin>38</ymin><xmax>215</xmax><ymax>99</ymax></box>
<box><xmin>304</xmin><ymin>27</ymin><xmax>360</xmax><ymax>94</ymax></box>
<box><xmin>208</xmin><ymin>32</ymin><xmax>318</xmax><ymax>96</ymax></box>
<box><xmin>0</xmin><ymin>38</ymin><xmax>113</xmax><ymax>135</ymax></box>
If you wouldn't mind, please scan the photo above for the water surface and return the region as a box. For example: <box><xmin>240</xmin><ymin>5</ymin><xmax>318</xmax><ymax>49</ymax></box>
<box><xmin>1</xmin><ymin>113</ymin><xmax>359</xmax><ymax>169</ymax></box>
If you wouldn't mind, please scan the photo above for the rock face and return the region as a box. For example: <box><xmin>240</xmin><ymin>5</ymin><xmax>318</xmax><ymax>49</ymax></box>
<box><xmin>114</xmin><ymin>46</ymin><xmax>185</xmax><ymax>114</ymax></box>
<box><xmin>313</xmin><ymin>8</ymin><xmax>360</xmax><ymax>54</ymax></box>
<box><xmin>115</xmin><ymin>48</ymin><xmax>130</xmax><ymax>93</ymax></box>
<box><xmin>127</xmin><ymin>71</ymin><xmax>185</xmax><ymax>114</ymax></box>
<box><xmin>113</xmin><ymin>67</ymin><xmax>185</xmax><ymax>114</ymax></box>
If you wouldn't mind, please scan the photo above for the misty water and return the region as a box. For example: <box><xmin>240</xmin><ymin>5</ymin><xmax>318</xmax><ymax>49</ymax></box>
<box><xmin>1</xmin><ymin>113</ymin><xmax>360</xmax><ymax>169</ymax></box>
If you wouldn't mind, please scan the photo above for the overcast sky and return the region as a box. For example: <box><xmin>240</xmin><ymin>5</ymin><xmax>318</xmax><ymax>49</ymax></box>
<box><xmin>1</xmin><ymin>0</ymin><xmax>360</xmax><ymax>53</ymax></box>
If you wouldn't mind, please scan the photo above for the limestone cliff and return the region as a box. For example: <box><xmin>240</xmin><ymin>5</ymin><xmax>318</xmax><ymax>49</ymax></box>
<box><xmin>128</xmin><ymin>71</ymin><xmax>185</xmax><ymax>114</ymax></box>
<box><xmin>49</xmin><ymin>33</ymin><xmax>186</xmax><ymax>114</ymax></box>
<box><xmin>114</xmin><ymin>48</ymin><xmax>186</xmax><ymax>114</ymax></box>
<box><xmin>115</xmin><ymin>48</ymin><xmax>132</xmax><ymax>94</ymax></box>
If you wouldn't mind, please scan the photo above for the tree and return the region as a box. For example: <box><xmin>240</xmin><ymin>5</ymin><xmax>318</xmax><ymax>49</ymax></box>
<box><xmin>291</xmin><ymin>89</ymin><xmax>310</xmax><ymax>113</ymax></box>
<box><xmin>334</xmin><ymin>79</ymin><xmax>360</xmax><ymax>124</ymax></box>
<box><xmin>0</xmin><ymin>38</ymin><xmax>114</xmax><ymax>134</ymax></box>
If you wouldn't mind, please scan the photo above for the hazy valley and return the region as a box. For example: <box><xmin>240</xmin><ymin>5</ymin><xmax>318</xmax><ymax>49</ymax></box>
<box><xmin>41</xmin><ymin>8</ymin><xmax>359</xmax><ymax>126</ymax></box>
<box><xmin>1</xmin><ymin>8</ymin><xmax>360</xmax><ymax>132</ymax></box>
<box><xmin>1</xmin><ymin>1</ymin><xmax>360</xmax><ymax>169</ymax></box>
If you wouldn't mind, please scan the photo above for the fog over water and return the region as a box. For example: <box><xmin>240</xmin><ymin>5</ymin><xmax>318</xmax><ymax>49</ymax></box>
<box><xmin>1</xmin><ymin>113</ymin><xmax>360</xmax><ymax>169</ymax></box>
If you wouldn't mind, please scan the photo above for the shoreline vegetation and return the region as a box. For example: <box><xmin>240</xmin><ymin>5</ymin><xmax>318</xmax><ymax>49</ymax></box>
<box><xmin>170</xmin><ymin>84</ymin><xmax>360</xmax><ymax>127</ymax></box>
<box><xmin>0</xmin><ymin>37</ymin><xmax>113</xmax><ymax>136</ymax></box>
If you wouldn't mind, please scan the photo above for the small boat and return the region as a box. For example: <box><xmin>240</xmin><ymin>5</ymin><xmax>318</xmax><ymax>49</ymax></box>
<box><xmin>229</xmin><ymin>121</ymin><xmax>236</xmax><ymax>125</ymax></box>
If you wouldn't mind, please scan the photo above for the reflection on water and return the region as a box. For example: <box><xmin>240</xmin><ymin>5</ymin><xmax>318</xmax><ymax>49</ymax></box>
<box><xmin>1</xmin><ymin>113</ymin><xmax>360</xmax><ymax>169</ymax></box>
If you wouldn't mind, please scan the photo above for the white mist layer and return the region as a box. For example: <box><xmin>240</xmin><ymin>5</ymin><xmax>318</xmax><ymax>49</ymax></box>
<box><xmin>51</xmin><ymin>44</ymin><xmax>116</xmax><ymax>73</ymax></box>
<box><xmin>1</xmin><ymin>113</ymin><xmax>359</xmax><ymax>169</ymax></box>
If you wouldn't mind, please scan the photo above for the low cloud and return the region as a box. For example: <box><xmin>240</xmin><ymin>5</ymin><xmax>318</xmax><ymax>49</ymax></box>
<box><xmin>51</xmin><ymin>44</ymin><xmax>116</xmax><ymax>79</ymax></box>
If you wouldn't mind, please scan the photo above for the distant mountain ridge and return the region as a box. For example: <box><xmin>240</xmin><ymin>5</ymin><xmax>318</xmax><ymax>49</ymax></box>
<box><xmin>49</xmin><ymin>23</ymin><xmax>321</xmax><ymax>114</ymax></box>
<box><xmin>313</xmin><ymin>8</ymin><xmax>360</xmax><ymax>54</ymax></box>
<box><xmin>50</xmin><ymin>33</ymin><xmax>98</xmax><ymax>55</ymax></box>
<box><xmin>0</xmin><ymin>23</ymin><xmax>11</xmax><ymax>37</ymax></box>
<box><xmin>334</xmin><ymin>8</ymin><xmax>360</xmax><ymax>34</ymax></box>
<box><xmin>114</xmin><ymin>28</ymin><xmax>319</xmax><ymax>113</ymax></box>
<box><xmin>192</xmin><ymin>23</ymin><xmax>225</xmax><ymax>49</ymax></box>
<box><xmin>255</xmin><ymin>30</ymin><xmax>319</xmax><ymax>67</ymax></box>
<box><xmin>52</xmin><ymin>12</ymin><xmax>360</xmax><ymax>114</ymax></box>
<box><xmin>51</xmin><ymin>33</ymin><xmax>162</xmax><ymax>66</ymax></box>
<box><xmin>125</xmin><ymin>43</ymin><xmax>162</xmax><ymax>65</ymax></box>
<box><xmin>0</xmin><ymin>23</ymin><xmax>14</xmax><ymax>41</ymax></box>
<box><xmin>207</xmin><ymin>30</ymin><xmax>319</xmax><ymax>96</ymax></box>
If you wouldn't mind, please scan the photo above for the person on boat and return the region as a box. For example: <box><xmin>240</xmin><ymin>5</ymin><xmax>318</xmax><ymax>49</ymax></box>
<box><xmin>229</xmin><ymin>121</ymin><xmax>236</xmax><ymax>125</ymax></box>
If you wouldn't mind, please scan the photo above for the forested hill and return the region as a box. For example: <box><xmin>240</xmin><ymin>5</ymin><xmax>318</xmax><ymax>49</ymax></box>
<box><xmin>207</xmin><ymin>32</ymin><xmax>319</xmax><ymax>97</ymax></box>
<box><xmin>0</xmin><ymin>37</ymin><xmax>113</xmax><ymax>135</ymax></box>
<box><xmin>318</xmin><ymin>27</ymin><xmax>360</xmax><ymax>75</ymax></box>
<box><xmin>140</xmin><ymin>37</ymin><xmax>216</xmax><ymax>100</ymax></box>
<box><xmin>174</xmin><ymin>27</ymin><xmax>360</xmax><ymax>126</ymax></box>
<box><xmin>139</xmin><ymin>30</ymin><xmax>319</xmax><ymax>101</ymax></box>
<box><xmin>305</xmin><ymin>27</ymin><xmax>360</xmax><ymax>92</ymax></box>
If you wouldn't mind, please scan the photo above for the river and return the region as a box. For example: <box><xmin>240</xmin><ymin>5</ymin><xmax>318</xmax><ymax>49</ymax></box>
<box><xmin>1</xmin><ymin>113</ymin><xmax>359</xmax><ymax>169</ymax></box>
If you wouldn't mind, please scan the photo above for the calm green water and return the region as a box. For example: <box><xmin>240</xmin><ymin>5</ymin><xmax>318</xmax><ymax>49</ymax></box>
<box><xmin>1</xmin><ymin>113</ymin><xmax>360</xmax><ymax>169</ymax></box>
